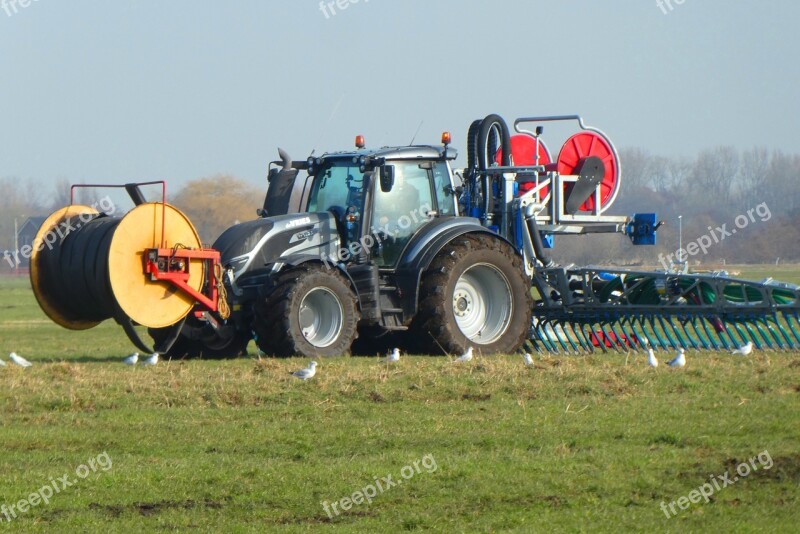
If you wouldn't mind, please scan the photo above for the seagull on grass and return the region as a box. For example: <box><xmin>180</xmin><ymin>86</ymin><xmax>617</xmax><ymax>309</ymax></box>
<box><xmin>522</xmin><ymin>353</ymin><xmax>534</xmax><ymax>367</ymax></box>
<box><xmin>122</xmin><ymin>352</ymin><xmax>139</xmax><ymax>366</ymax></box>
<box><xmin>454</xmin><ymin>347</ymin><xmax>473</xmax><ymax>363</ymax></box>
<box><xmin>141</xmin><ymin>353</ymin><xmax>159</xmax><ymax>366</ymax></box>
<box><xmin>667</xmin><ymin>348</ymin><xmax>686</xmax><ymax>368</ymax></box>
<box><xmin>291</xmin><ymin>361</ymin><xmax>317</xmax><ymax>381</ymax></box>
<box><xmin>382</xmin><ymin>348</ymin><xmax>400</xmax><ymax>363</ymax></box>
<box><xmin>732</xmin><ymin>342</ymin><xmax>753</xmax><ymax>356</ymax></box>
<box><xmin>647</xmin><ymin>348</ymin><xmax>658</xmax><ymax>368</ymax></box>
<box><xmin>9</xmin><ymin>352</ymin><xmax>32</xmax><ymax>368</ymax></box>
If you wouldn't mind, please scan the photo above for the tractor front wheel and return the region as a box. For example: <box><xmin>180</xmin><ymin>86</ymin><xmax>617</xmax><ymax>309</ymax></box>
<box><xmin>253</xmin><ymin>264</ymin><xmax>359</xmax><ymax>357</ymax></box>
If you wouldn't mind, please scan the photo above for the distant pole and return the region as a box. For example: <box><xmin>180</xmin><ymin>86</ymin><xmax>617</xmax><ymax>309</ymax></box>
<box><xmin>678</xmin><ymin>215</ymin><xmax>683</xmax><ymax>263</ymax></box>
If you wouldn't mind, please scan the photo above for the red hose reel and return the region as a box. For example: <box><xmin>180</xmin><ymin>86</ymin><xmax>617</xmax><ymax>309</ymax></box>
<box><xmin>497</xmin><ymin>130</ymin><xmax>620</xmax><ymax>212</ymax></box>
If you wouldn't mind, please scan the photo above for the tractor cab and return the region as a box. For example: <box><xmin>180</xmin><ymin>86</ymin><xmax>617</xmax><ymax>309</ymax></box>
<box><xmin>303</xmin><ymin>138</ymin><xmax>459</xmax><ymax>268</ymax></box>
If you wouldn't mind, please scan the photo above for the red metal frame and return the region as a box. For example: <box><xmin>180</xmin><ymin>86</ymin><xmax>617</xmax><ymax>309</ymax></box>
<box><xmin>144</xmin><ymin>248</ymin><xmax>221</xmax><ymax>313</ymax></box>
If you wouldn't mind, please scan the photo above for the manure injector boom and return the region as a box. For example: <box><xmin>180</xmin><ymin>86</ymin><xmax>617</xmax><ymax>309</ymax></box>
<box><xmin>30</xmin><ymin>115</ymin><xmax>800</xmax><ymax>357</ymax></box>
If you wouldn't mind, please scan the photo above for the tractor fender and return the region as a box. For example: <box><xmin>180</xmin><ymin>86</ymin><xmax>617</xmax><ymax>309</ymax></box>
<box><xmin>393</xmin><ymin>217</ymin><xmax>515</xmax><ymax>321</ymax></box>
<box><xmin>269</xmin><ymin>258</ymin><xmax>363</xmax><ymax>314</ymax></box>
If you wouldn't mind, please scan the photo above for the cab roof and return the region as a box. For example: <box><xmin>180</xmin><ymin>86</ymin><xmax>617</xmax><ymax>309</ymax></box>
<box><xmin>320</xmin><ymin>145</ymin><xmax>458</xmax><ymax>161</ymax></box>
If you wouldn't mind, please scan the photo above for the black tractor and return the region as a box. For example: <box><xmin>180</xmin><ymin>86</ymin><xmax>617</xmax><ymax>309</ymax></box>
<box><xmin>151</xmin><ymin>133</ymin><xmax>533</xmax><ymax>358</ymax></box>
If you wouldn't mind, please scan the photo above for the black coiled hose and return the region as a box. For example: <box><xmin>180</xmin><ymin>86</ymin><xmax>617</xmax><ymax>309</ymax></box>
<box><xmin>471</xmin><ymin>114</ymin><xmax>553</xmax><ymax>268</ymax></box>
<box><xmin>40</xmin><ymin>214</ymin><xmax>122</xmax><ymax>323</ymax></box>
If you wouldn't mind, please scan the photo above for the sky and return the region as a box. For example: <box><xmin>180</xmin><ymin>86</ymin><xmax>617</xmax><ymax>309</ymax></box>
<box><xmin>1</xmin><ymin>0</ymin><xmax>799</xmax><ymax>190</ymax></box>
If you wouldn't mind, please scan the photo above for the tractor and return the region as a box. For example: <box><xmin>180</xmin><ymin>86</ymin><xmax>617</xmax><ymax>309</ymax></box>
<box><xmin>148</xmin><ymin>113</ymin><xmax>659</xmax><ymax>358</ymax></box>
<box><xmin>156</xmin><ymin>118</ymin><xmax>537</xmax><ymax>358</ymax></box>
<box><xmin>30</xmin><ymin>114</ymin><xmax>800</xmax><ymax>357</ymax></box>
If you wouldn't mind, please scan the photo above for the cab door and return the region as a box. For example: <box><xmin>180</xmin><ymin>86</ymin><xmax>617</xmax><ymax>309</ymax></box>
<box><xmin>370</xmin><ymin>161</ymin><xmax>437</xmax><ymax>267</ymax></box>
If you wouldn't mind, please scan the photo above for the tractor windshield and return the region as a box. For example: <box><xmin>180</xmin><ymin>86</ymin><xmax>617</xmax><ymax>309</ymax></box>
<box><xmin>307</xmin><ymin>160</ymin><xmax>368</xmax><ymax>243</ymax></box>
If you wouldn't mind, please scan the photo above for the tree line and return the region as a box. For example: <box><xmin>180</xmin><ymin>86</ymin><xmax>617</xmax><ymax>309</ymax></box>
<box><xmin>1</xmin><ymin>145</ymin><xmax>798</xmax><ymax>273</ymax></box>
<box><xmin>554</xmin><ymin>147</ymin><xmax>800</xmax><ymax>266</ymax></box>
<box><xmin>0</xmin><ymin>175</ymin><xmax>262</xmax><ymax>272</ymax></box>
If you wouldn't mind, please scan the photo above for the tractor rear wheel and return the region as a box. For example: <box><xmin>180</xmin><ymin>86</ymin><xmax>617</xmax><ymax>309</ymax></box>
<box><xmin>413</xmin><ymin>234</ymin><xmax>532</xmax><ymax>355</ymax></box>
<box><xmin>253</xmin><ymin>264</ymin><xmax>359</xmax><ymax>358</ymax></box>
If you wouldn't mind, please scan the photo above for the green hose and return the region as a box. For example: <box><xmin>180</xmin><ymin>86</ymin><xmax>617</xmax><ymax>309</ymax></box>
<box><xmin>598</xmin><ymin>275</ymin><xmax>794</xmax><ymax>307</ymax></box>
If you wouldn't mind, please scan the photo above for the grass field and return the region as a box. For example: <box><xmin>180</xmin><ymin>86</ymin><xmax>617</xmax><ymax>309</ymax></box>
<box><xmin>1</xmin><ymin>267</ymin><xmax>799</xmax><ymax>532</ymax></box>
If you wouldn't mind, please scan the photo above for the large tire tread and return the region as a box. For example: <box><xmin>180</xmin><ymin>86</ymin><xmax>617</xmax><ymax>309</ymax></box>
<box><xmin>148</xmin><ymin>321</ymin><xmax>250</xmax><ymax>360</ymax></box>
<box><xmin>253</xmin><ymin>264</ymin><xmax>359</xmax><ymax>358</ymax></box>
<box><xmin>412</xmin><ymin>233</ymin><xmax>532</xmax><ymax>355</ymax></box>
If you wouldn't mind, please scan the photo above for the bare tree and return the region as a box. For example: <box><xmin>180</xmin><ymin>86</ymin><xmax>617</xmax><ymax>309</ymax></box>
<box><xmin>618</xmin><ymin>148</ymin><xmax>652</xmax><ymax>190</ymax></box>
<box><xmin>734</xmin><ymin>147</ymin><xmax>770</xmax><ymax>211</ymax></box>
<box><xmin>690</xmin><ymin>146</ymin><xmax>739</xmax><ymax>206</ymax></box>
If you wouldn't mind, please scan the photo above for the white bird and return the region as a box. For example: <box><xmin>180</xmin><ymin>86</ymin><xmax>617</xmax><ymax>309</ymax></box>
<box><xmin>0</xmin><ymin>358</ymin><xmax>6</xmax><ymax>367</ymax></box>
<box><xmin>141</xmin><ymin>353</ymin><xmax>159</xmax><ymax>366</ymax></box>
<box><xmin>122</xmin><ymin>352</ymin><xmax>139</xmax><ymax>366</ymax></box>
<box><xmin>667</xmin><ymin>348</ymin><xmax>686</xmax><ymax>368</ymax></box>
<box><xmin>522</xmin><ymin>353</ymin><xmax>534</xmax><ymax>367</ymax></box>
<box><xmin>9</xmin><ymin>352</ymin><xmax>32</xmax><ymax>368</ymax></box>
<box><xmin>732</xmin><ymin>341</ymin><xmax>753</xmax><ymax>356</ymax></box>
<box><xmin>291</xmin><ymin>361</ymin><xmax>317</xmax><ymax>380</ymax></box>
<box><xmin>382</xmin><ymin>348</ymin><xmax>400</xmax><ymax>363</ymax></box>
<box><xmin>454</xmin><ymin>347</ymin><xmax>473</xmax><ymax>362</ymax></box>
<box><xmin>647</xmin><ymin>348</ymin><xmax>658</xmax><ymax>368</ymax></box>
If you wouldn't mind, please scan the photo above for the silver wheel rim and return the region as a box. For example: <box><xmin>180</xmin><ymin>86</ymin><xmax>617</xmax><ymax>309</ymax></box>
<box><xmin>298</xmin><ymin>287</ymin><xmax>344</xmax><ymax>348</ymax></box>
<box><xmin>452</xmin><ymin>263</ymin><xmax>513</xmax><ymax>344</ymax></box>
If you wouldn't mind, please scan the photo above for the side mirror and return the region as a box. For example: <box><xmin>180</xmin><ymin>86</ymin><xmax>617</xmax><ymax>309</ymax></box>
<box><xmin>380</xmin><ymin>165</ymin><xmax>395</xmax><ymax>193</ymax></box>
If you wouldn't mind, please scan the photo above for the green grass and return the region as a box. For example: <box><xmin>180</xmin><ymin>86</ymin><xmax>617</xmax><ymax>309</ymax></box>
<box><xmin>716</xmin><ymin>264</ymin><xmax>800</xmax><ymax>285</ymax></box>
<box><xmin>1</xmin><ymin>268</ymin><xmax>799</xmax><ymax>532</ymax></box>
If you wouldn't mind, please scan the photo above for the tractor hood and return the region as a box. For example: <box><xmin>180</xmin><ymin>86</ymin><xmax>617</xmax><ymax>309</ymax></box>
<box><xmin>213</xmin><ymin>212</ymin><xmax>340</xmax><ymax>279</ymax></box>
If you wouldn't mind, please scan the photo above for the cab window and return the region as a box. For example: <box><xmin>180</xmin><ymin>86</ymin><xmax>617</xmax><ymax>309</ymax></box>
<box><xmin>372</xmin><ymin>161</ymin><xmax>435</xmax><ymax>266</ymax></box>
<box><xmin>432</xmin><ymin>161</ymin><xmax>456</xmax><ymax>216</ymax></box>
<box><xmin>307</xmin><ymin>162</ymin><xmax>367</xmax><ymax>245</ymax></box>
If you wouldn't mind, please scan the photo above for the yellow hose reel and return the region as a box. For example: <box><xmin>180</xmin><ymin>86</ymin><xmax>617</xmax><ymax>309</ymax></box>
<box><xmin>29</xmin><ymin>182</ymin><xmax>222</xmax><ymax>352</ymax></box>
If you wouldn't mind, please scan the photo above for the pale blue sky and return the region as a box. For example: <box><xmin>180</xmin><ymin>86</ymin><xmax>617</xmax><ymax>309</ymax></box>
<box><xmin>1</xmin><ymin>0</ymin><xmax>798</xmax><ymax>189</ymax></box>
